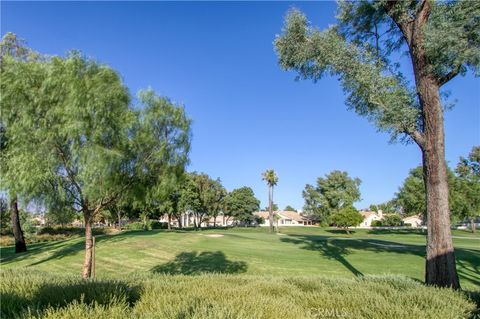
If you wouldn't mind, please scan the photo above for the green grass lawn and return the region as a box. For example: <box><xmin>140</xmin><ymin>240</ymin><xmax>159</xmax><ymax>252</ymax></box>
<box><xmin>1</xmin><ymin>227</ymin><xmax>479</xmax><ymax>289</ymax></box>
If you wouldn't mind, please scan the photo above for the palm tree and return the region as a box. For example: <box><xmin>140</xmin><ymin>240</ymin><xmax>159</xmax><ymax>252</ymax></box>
<box><xmin>262</xmin><ymin>169</ymin><xmax>278</xmax><ymax>233</ymax></box>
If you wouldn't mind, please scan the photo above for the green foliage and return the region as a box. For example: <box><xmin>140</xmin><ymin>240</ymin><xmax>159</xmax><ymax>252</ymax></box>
<box><xmin>125</xmin><ymin>222</ymin><xmax>147</xmax><ymax>231</ymax></box>
<box><xmin>395</xmin><ymin>167</ymin><xmax>427</xmax><ymax>216</ymax></box>
<box><xmin>223</xmin><ymin>187</ymin><xmax>260</xmax><ymax>223</ymax></box>
<box><xmin>454</xmin><ymin>146</ymin><xmax>480</xmax><ymax>223</ymax></box>
<box><xmin>179</xmin><ymin>172</ymin><xmax>226</xmax><ymax>227</ymax></box>
<box><xmin>284</xmin><ymin>205</ymin><xmax>296</xmax><ymax>212</ymax></box>
<box><xmin>303</xmin><ymin>170</ymin><xmax>361</xmax><ymax>224</ymax></box>
<box><xmin>0</xmin><ymin>196</ymin><xmax>9</xmax><ymax>235</ymax></box>
<box><xmin>369</xmin><ymin>201</ymin><xmax>397</xmax><ymax>214</ymax></box>
<box><xmin>275</xmin><ymin>3</ymin><xmax>480</xmax><ymax>142</ymax></box>
<box><xmin>263</xmin><ymin>203</ymin><xmax>278</xmax><ymax>211</ymax></box>
<box><xmin>261</xmin><ymin>169</ymin><xmax>278</xmax><ymax>188</ymax></box>
<box><xmin>371</xmin><ymin>220</ymin><xmax>383</xmax><ymax>227</ymax></box>
<box><xmin>382</xmin><ymin>214</ymin><xmax>403</xmax><ymax>227</ymax></box>
<box><xmin>1</xmin><ymin>269</ymin><xmax>475</xmax><ymax>319</ymax></box>
<box><xmin>331</xmin><ymin>206</ymin><xmax>363</xmax><ymax>230</ymax></box>
<box><xmin>395</xmin><ymin>149</ymin><xmax>480</xmax><ymax>222</ymax></box>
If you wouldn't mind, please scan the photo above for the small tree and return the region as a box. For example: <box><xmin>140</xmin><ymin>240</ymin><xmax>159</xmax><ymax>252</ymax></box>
<box><xmin>223</xmin><ymin>187</ymin><xmax>260</xmax><ymax>225</ymax></box>
<box><xmin>284</xmin><ymin>205</ymin><xmax>296</xmax><ymax>212</ymax></box>
<box><xmin>382</xmin><ymin>214</ymin><xmax>403</xmax><ymax>227</ymax></box>
<box><xmin>303</xmin><ymin>171</ymin><xmax>361</xmax><ymax>225</ymax></box>
<box><xmin>331</xmin><ymin>206</ymin><xmax>363</xmax><ymax>234</ymax></box>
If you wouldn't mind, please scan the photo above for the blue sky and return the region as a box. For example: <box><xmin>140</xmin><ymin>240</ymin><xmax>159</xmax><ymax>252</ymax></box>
<box><xmin>2</xmin><ymin>1</ymin><xmax>479</xmax><ymax>210</ymax></box>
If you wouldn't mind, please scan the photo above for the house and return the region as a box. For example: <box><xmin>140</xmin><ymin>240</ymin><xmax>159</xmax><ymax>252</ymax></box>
<box><xmin>359</xmin><ymin>210</ymin><xmax>383</xmax><ymax>227</ymax></box>
<box><xmin>402</xmin><ymin>214</ymin><xmax>423</xmax><ymax>228</ymax></box>
<box><xmin>254</xmin><ymin>210</ymin><xmax>315</xmax><ymax>227</ymax></box>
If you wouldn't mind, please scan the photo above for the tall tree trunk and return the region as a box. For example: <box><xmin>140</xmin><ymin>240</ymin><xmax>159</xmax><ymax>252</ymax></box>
<box><xmin>417</xmin><ymin>74</ymin><xmax>460</xmax><ymax>289</ymax></box>
<box><xmin>117</xmin><ymin>210</ymin><xmax>121</xmax><ymax>230</ymax></box>
<box><xmin>222</xmin><ymin>215</ymin><xmax>225</xmax><ymax>226</ymax></box>
<box><xmin>471</xmin><ymin>217</ymin><xmax>476</xmax><ymax>233</ymax></box>
<box><xmin>213</xmin><ymin>214</ymin><xmax>217</xmax><ymax>228</ymax></box>
<box><xmin>82</xmin><ymin>208</ymin><xmax>93</xmax><ymax>279</ymax></box>
<box><xmin>167</xmin><ymin>214</ymin><xmax>171</xmax><ymax>230</ymax></box>
<box><xmin>10</xmin><ymin>196</ymin><xmax>27</xmax><ymax>253</ymax></box>
<box><xmin>268</xmin><ymin>185</ymin><xmax>274</xmax><ymax>233</ymax></box>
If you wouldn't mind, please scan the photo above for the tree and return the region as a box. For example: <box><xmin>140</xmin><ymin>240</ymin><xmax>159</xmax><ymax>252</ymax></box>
<box><xmin>264</xmin><ymin>203</ymin><xmax>278</xmax><ymax>212</ymax></box>
<box><xmin>132</xmin><ymin>90</ymin><xmax>191</xmax><ymax>230</ymax></box>
<box><xmin>331</xmin><ymin>206</ymin><xmax>363</xmax><ymax>234</ymax></box>
<box><xmin>284</xmin><ymin>205</ymin><xmax>296</xmax><ymax>212</ymax></box>
<box><xmin>1</xmin><ymin>50</ymin><xmax>191</xmax><ymax>278</ymax></box>
<box><xmin>395</xmin><ymin>167</ymin><xmax>427</xmax><ymax>217</ymax></box>
<box><xmin>262</xmin><ymin>169</ymin><xmax>278</xmax><ymax>233</ymax></box>
<box><xmin>454</xmin><ymin>146</ymin><xmax>480</xmax><ymax>232</ymax></box>
<box><xmin>223</xmin><ymin>187</ymin><xmax>260</xmax><ymax>225</ymax></box>
<box><xmin>0</xmin><ymin>32</ymin><xmax>39</xmax><ymax>253</ymax></box>
<box><xmin>395</xmin><ymin>165</ymin><xmax>475</xmax><ymax>226</ymax></box>
<box><xmin>382</xmin><ymin>214</ymin><xmax>403</xmax><ymax>227</ymax></box>
<box><xmin>302</xmin><ymin>171</ymin><xmax>361</xmax><ymax>225</ymax></box>
<box><xmin>179</xmin><ymin>172</ymin><xmax>224</xmax><ymax>229</ymax></box>
<box><xmin>275</xmin><ymin>1</ymin><xmax>479</xmax><ymax>288</ymax></box>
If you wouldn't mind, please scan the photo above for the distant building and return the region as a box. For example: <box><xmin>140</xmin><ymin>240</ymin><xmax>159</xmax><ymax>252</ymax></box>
<box><xmin>254</xmin><ymin>210</ymin><xmax>315</xmax><ymax>227</ymax></box>
<box><xmin>402</xmin><ymin>214</ymin><xmax>423</xmax><ymax>228</ymax></box>
<box><xmin>359</xmin><ymin>210</ymin><xmax>383</xmax><ymax>227</ymax></box>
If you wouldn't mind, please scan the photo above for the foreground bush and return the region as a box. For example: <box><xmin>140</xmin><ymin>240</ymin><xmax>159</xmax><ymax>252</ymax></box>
<box><xmin>0</xmin><ymin>269</ymin><xmax>476</xmax><ymax>319</ymax></box>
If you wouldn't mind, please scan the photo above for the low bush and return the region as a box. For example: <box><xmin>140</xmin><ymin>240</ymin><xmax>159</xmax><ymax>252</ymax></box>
<box><xmin>151</xmin><ymin>221</ymin><xmax>168</xmax><ymax>229</ymax></box>
<box><xmin>0</xmin><ymin>269</ymin><xmax>476</xmax><ymax>319</ymax></box>
<box><xmin>371</xmin><ymin>220</ymin><xmax>383</xmax><ymax>227</ymax></box>
<box><xmin>124</xmin><ymin>222</ymin><xmax>146</xmax><ymax>231</ymax></box>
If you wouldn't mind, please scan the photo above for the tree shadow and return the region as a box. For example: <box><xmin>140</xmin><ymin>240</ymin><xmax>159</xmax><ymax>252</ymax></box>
<box><xmin>280</xmin><ymin>234</ymin><xmax>480</xmax><ymax>288</ymax></box>
<box><xmin>367</xmin><ymin>229</ymin><xmax>426</xmax><ymax>236</ymax></box>
<box><xmin>151</xmin><ymin>251</ymin><xmax>247</xmax><ymax>275</ymax></box>
<box><xmin>1</xmin><ymin>279</ymin><xmax>141</xmax><ymax>318</ymax></box>
<box><xmin>1</xmin><ymin>230</ymin><xmax>162</xmax><ymax>266</ymax></box>
<box><xmin>325</xmin><ymin>229</ymin><xmax>357</xmax><ymax>235</ymax></box>
<box><xmin>280</xmin><ymin>236</ymin><xmax>363</xmax><ymax>276</ymax></box>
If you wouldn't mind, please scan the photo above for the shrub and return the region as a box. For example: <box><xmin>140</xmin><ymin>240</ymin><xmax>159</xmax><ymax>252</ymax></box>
<box><xmin>371</xmin><ymin>220</ymin><xmax>383</xmax><ymax>227</ymax></box>
<box><xmin>151</xmin><ymin>221</ymin><xmax>168</xmax><ymax>229</ymax></box>
<box><xmin>383</xmin><ymin>214</ymin><xmax>403</xmax><ymax>227</ymax></box>
<box><xmin>125</xmin><ymin>222</ymin><xmax>145</xmax><ymax>231</ymax></box>
<box><xmin>331</xmin><ymin>206</ymin><xmax>363</xmax><ymax>233</ymax></box>
<box><xmin>0</xmin><ymin>269</ymin><xmax>476</xmax><ymax>319</ymax></box>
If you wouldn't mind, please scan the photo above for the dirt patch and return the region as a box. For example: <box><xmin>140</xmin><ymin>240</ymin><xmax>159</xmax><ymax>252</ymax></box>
<box><xmin>204</xmin><ymin>234</ymin><xmax>224</xmax><ymax>238</ymax></box>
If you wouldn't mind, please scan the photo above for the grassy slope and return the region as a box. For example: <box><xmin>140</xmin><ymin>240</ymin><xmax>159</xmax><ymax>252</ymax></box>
<box><xmin>1</xmin><ymin>270</ymin><xmax>476</xmax><ymax>319</ymax></box>
<box><xmin>1</xmin><ymin>227</ymin><xmax>479</xmax><ymax>290</ymax></box>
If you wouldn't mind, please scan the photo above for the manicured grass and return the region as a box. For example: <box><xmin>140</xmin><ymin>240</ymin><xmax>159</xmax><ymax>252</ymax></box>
<box><xmin>1</xmin><ymin>227</ymin><xmax>479</xmax><ymax>289</ymax></box>
<box><xmin>1</xmin><ymin>269</ymin><xmax>476</xmax><ymax>318</ymax></box>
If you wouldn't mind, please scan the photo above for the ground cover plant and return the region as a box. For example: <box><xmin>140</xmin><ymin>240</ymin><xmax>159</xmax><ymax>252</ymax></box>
<box><xmin>1</xmin><ymin>269</ymin><xmax>477</xmax><ymax>319</ymax></box>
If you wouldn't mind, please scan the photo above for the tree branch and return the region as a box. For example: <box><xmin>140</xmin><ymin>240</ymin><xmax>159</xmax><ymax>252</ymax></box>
<box><xmin>437</xmin><ymin>65</ymin><xmax>461</xmax><ymax>86</ymax></box>
<box><xmin>409</xmin><ymin>130</ymin><xmax>426</xmax><ymax>149</ymax></box>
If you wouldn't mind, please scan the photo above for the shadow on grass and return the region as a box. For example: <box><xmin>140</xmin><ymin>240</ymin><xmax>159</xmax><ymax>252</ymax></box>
<box><xmin>325</xmin><ymin>229</ymin><xmax>357</xmax><ymax>235</ymax></box>
<box><xmin>280</xmin><ymin>234</ymin><xmax>480</xmax><ymax>287</ymax></box>
<box><xmin>1</xmin><ymin>279</ymin><xmax>141</xmax><ymax>318</ymax></box>
<box><xmin>366</xmin><ymin>229</ymin><xmax>426</xmax><ymax>236</ymax></box>
<box><xmin>151</xmin><ymin>251</ymin><xmax>247</xmax><ymax>275</ymax></box>
<box><xmin>0</xmin><ymin>230</ymin><xmax>162</xmax><ymax>266</ymax></box>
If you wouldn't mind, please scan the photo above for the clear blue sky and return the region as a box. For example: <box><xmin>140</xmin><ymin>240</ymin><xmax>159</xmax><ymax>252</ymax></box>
<box><xmin>2</xmin><ymin>1</ymin><xmax>479</xmax><ymax>210</ymax></box>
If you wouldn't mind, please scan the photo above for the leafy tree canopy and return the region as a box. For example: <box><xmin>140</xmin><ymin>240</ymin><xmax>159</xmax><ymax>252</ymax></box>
<box><xmin>303</xmin><ymin>170</ymin><xmax>361</xmax><ymax>223</ymax></box>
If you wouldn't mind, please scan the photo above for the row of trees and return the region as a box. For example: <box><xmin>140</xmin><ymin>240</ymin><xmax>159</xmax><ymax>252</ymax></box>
<box><xmin>395</xmin><ymin>146</ymin><xmax>480</xmax><ymax>229</ymax></box>
<box><xmin>0</xmin><ymin>33</ymin><xmax>263</xmax><ymax>277</ymax></box>
<box><xmin>302</xmin><ymin>145</ymin><xmax>479</xmax><ymax>229</ymax></box>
